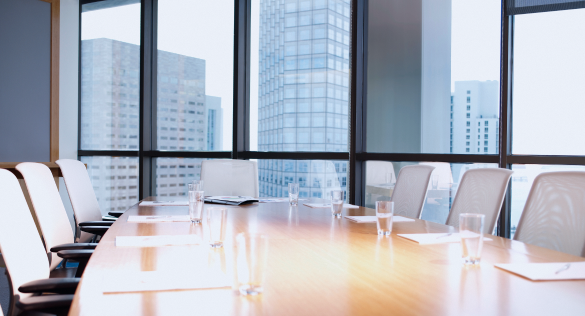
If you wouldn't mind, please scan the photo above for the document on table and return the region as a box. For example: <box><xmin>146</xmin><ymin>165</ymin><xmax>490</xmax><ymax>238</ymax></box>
<box><xmin>139</xmin><ymin>201</ymin><xmax>189</xmax><ymax>206</ymax></box>
<box><xmin>127</xmin><ymin>215</ymin><xmax>191</xmax><ymax>223</ymax></box>
<box><xmin>102</xmin><ymin>270</ymin><xmax>232</xmax><ymax>294</ymax></box>
<box><xmin>397</xmin><ymin>233</ymin><xmax>492</xmax><ymax>245</ymax></box>
<box><xmin>303</xmin><ymin>203</ymin><xmax>360</xmax><ymax>209</ymax></box>
<box><xmin>116</xmin><ymin>235</ymin><xmax>202</xmax><ymax>247</ymax></box>
<box><xmin>494</xmin><ymin>262</ymin><xmax>585</xmax><ymax>281</ymax></box>
<box><xmin>258</xmin><ymin>198</ymin><xmax>308</xmax><ymax>203</ymax></box>
<box><xmin>344</xmin><ymin>215</ymin><xmax>415</xmax><ymax>223</ymax></box>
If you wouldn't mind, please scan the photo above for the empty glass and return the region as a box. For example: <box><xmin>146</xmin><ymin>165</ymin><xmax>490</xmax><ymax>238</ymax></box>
<box><xmin>288</xmin><ymin>183</ymin><xmax>299</xmax><ymax>206</ymax></box>
<box><xmin>431</xmin><ymin>174</ymin><xmax>439</xmax><ymax>190</ymax></box>
<box><xmin>376</xmin><ymin>201</ymin><xmax>394</xmax><ymax>236</ymax></box>
<box><xmin>236</xmin><ymin>233</ymin><xmax>269</xmax><ymax>296</ymax></box>
<box><xmin>330</xmin><ymin>190</ymin><xmax>344</xmax><ymax>218</ymax></box>
<box><xmin>385</xmin><ymin>172</ymin><xmax>394</xmax><ymax>186</ymax></box>
<box><xmin>207</xmin><ymin>208</ymin><xmax>227</xmax><ymax>248</ymax></box>
<box><xmin>191</xmin><ymin>180</ymin><xmax>204</xmax><ymax>191</ymax></box>
<box><xmin>459</xmin><ymin>213</ymin><xmax>485</xmax><ymax>265</ymax></box>
<box><xmin>188</xmin><ymin>183</ymin><xmax>205</xmax><ymax>224</ymax></box>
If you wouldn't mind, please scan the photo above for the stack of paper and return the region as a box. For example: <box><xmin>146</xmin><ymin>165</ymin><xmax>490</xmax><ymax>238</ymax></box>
<box><xmin>303</xmin><ymin>203</ymin><xmax>360</xmax><ymax>209</ymax></box>
<box><xmin>127</xmin><ymin>215</ymin><xmax>191</xmax><ymax>223</ymax></box>
<box><xmin>139</xmin><ymin>201</ymin><xmax>189</xmax><ymax>206</ymax></box>
<box><xmin>344</xmin><ymin>215</ymin><xmax>415</xmax><ymax>223</ymax></box>
<box><xmin>116</xmin><ymin>235</ymin><xmax>202</xmax><ymax>247</ymax></box>
<box><xmin>397</xmin><ymin>233</ymin><xmax>492</xmax><ymax>245</ymax></box>
<box><xmin>495</xmin><ymin>262</ymin><xmax>585</xmax><ymax>281</ymax></box>
<box><xmin>258</xmin><ymin>198</ymin><xmax>308</xmax><ymax>203</ymax></box>
<box><xmin>102</xmin><ymin>270</ymin><xmax>232</xmax><ymax>294</ymax></box>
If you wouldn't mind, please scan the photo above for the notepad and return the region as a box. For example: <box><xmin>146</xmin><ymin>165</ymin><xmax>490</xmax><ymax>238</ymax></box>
<box><xmin>115</xmin><ymin>235</ymin><xmax>202</xmax><ymax>247</ymax></box>
<box><xmin>139</xmin><ymin>201</ymin><xmax>189</xmax><ymax>206</ymax></box>
<box><xmin>102</xmin><ymin>271</ymin><xmax>232</xmax><ymax>294</ymax></box>
<box><xmin>344</xmin><ymin>215</ymin><xmax>415</xmax><ymax>223</ymax></box>
<box><xmin>495</xmin><ymin>262</ymin><xmax>585</xmax><ymax>281</ymax></box>
<box><xmin>397</xmin><ymin>233</ymin><xmax>492</xmax><ymax>245</ymax></box>
<box><xmin>127</xmin><ymin>215</ymin><xmax>191</xmax><ymax>223</ymax></box>
<box><xmin>303</xmin><ymin>203</ymin><xmax>360</xmax><ymax>209</ymax></box>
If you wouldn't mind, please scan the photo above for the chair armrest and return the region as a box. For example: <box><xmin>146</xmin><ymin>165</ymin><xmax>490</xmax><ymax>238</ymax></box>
<box><xmin>19</xmin><ymin>278</ymin><xmax>80</xmax><ymax>295</ymax></box>
<box><xmin>79</xmin><ymin>221</ymin><xmax>114</xmax><ymax>227</ymax></box>
<box><xmin>50</xmin><ymin>243</ymin><xmax>97</xmax><ymax>252</ymax></box>
<box><xmin>57</xmin><ymin>250</ymin><xmax>93</xmax><ymax>260</ymax></box>
<box><xmin>108</xmin><ymin>211</ymin><xmax>124</xmax><ymax>218</ymax></box>
<box><xmin>80</xmin><ymin>226</ymin><xmax>109</xmax><ymax>236</ymax></box>
<box><xmin>102</xmin><ymin>215</ymin><xmax>118</xmax><ymax>221</ymax></box>
<box><xmin>16</xmin><ymin>294</ymin><xmax>74</xmax><ymax>314</ymax></box>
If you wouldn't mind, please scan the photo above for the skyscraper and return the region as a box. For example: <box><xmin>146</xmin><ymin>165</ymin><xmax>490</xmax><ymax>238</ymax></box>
<box><xmin>257</xmin><ymin>0</ymin><xmax>351</xmax><ymax>199</ymax></box>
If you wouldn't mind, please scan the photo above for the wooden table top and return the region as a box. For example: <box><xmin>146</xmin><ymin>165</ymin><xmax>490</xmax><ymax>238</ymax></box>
<box><xmin>70</xmin><ymin>198</ymin><xmax>585</xmax><ymax>316</ymax></box>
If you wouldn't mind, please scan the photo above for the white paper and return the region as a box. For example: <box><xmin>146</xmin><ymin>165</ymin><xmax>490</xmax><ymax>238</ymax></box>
<box><xmin>258</xmin><ymin>198</ymin><xmax>308</xmax><ymax>203</ymax></box>
<box><xmin>127</xmin><ymin>215</ymin><xmax>191</xmax><ymax>223</ymax></box>
<box><xmin>139</xmin><ymin>201</ymin><xmax>189</xmax><ymax>206</ymax></box>
<box><xmin>494</xmin><ymin>262</ymin><xmax>585</xmax><ymax>281</ymax></box>
<box><xmin>344</xmin><ymin>215</ymin><xmax>415</xmax><ymax>223</ymax></box>
<box><xmin>116</xmin><ymin>235</ymin><xmax>202</xmax><ymax>247</ymax></box>
<box><xmin>102</xmin><ymin>271</ymin><xmax>232</xmax><ymax>294</ymax></box>
<box><xmin>303</xmin><ymin>203</ymin><xmax>360</xmax><ymax>209</ymax></box>
<box><xmin>397</xmin><ymin>233</ymin><xmax>492</xmax><ymax>245</ymax></box>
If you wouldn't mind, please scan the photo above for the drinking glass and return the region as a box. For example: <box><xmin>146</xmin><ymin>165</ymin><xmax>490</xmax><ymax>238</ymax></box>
<box><xmin>376</xmin><ymin>201</ymin><xmax>394</xmax><ymax>236</ymax></box>
<box><xmin>431</xmin><ymin>175</ymin><xmax>439</xmax><ymax>190</ymax></box>
<box><xmin>191</xmin><ymin>180</ymin><xmax>204</xmax><ymax>192</ymax></box>
<box><xmin>459</xmin><ymin>213</ymin><xmax>485</xmax><ymax>265</ymax></box>
<box><xmin>385</xmin><ymin>172</ymin><xmax>394</xmax><ymax>185</ymax></box>
<box><xmin>236</xmin><ymin>233</ymin><xmax>269</xmax><ymax>296</ymax></box>
<box><xmin>288</xmin><ymin>183</ymin><xmax>299</xmax><ymax>206</ymax></box>
<box><xmin>188</xmin><ymin>190</ymin><xmax>204</xmax><ymax>224</ymax></box>
<box><xmin>207</xmin><ymin>207</ymin><xmax>227</xmax><ymax>248</ymax></box>
<box><xmin>330</xmin><ymin>190</ymin><xmax>344</xmax><ymax>218</ymax></box>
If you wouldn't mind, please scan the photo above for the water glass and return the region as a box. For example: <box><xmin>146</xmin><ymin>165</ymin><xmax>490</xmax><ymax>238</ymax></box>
<box><xmin>288</xmin><ymin>183</ymin><xmax>299</xmax><ymax>206</ymax></box>
<box><xmin>188</xmin><ymin>190</ymin><xmax>204</xmax><ymax>224</ymax></box>
<box><xmin>330</xmin><ymin>190</ymin><xmax>344</xmax><ymax>218</ymax></box>
<box><xmin>236</xmin><ymin>233</ymin><xmax>269</xmax><ymax>296</ymax></box>
<box><xmin>385</xmin><ymin>172</ymin><xmax>394</xmax><ymax>185</ymax></box>
<box><xmin>376</xmin><ymin>201</ymin><xmax>394</xmax><ymax>236</ymax></box>
<box><xmin>190</xmin><ymin>180</ymin><xmax>204</xmax><ymax>192</ymax></box>
<box><xmin>459</xmin><ymin>213</ymin><xmax>485</xmax><ymax>265</ymax></box>
<box><xmin>207</xmin><ymin>208</ymin><xmax>227</xmax><ymax>248</ymax></box>
<box><xmin>431</xmin><ymin>175</ymin><xmax>439</xmax><ymax>190</ymax></box>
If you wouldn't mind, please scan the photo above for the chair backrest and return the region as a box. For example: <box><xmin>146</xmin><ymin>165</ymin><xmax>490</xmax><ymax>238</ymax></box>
<box><xmin>446</xmin><ymin>168</ymin><xmax>513</xmax><ymax>234</ymax></box>
<box><xmin>391</xmin><ymin>165</ymin><xmax>435</xmax><ymax>218</ymax></box>
<box><xmin>16</xmin><ymin>163</ymin><xmax>74</xmax><ymax>270</ymax></box>
<box><xmin>366</xmin><ymin>161</ymin><xmax>395</xmax><ymax>185</ymax></box>
<box><xmin>56</xmin><ymin>159</ymin><xmax>102</xmax><ymax>243</ymax></box>
<box><xmin>0</xmin><ymin>169</ymin><xmax>50</xmax><ymax>298</ymax></box>
<box><xmin>201</xmin><ymin>160</ymin><xmax>259</xmax><ymax>197</ymax></box>
<box><xmin>514</xmin><ymin>171</ymin><xmax>585</xmax><ymax>257</ymax></box>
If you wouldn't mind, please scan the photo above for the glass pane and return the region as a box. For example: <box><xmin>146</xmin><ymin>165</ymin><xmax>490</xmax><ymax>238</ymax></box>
<box><xmin>510</xmin><ymin>164</ymin><xmax>585</xmax><ymax>238</ymax></box>
<box><xmin>157</xmin><ymin>0</ymin><xmax>233</xmax><ymax>151</ymax></box>
<box><xmin>81</xmin><ymin>156</ymin><xmax>139</xmax><ymax>213</ymax></box>
<box><xmin>364</xmin><ymin>161</ymin><xmax>498</xmax><ymax>224</ymax></box>
<box><xmin>155</xmin><ymin>158</ymin><xmax>212</xmax><ymax>197</ymax></box>
<box><xmin>80</xmin><ymin>1</ymin><xmax>141</xmax><ymax>150</ymax></box>
<box><xmin>257</xmin><ymin>159</ymin><xmax>348</xmax><ymax>201</ymax></box>
<box><xmin>366</xmin><ymin>0</ymin><xmax>501</xmax><ymax>154</ymax></box>
<box><xmin>249</xmin><ymin>0</ymin><xmax>352</xmax><ymax>152</ymax></box>
<box><xmin>512</xmin><ymin>9</ymin><xmax>585</xmax><ymax>155</ymax></box>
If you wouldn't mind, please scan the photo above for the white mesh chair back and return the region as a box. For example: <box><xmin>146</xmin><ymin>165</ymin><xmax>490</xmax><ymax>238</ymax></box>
<box><xmin>514</xmin><ymin>171</ymin><xmax>585</xmax><ymax>257</ymax></box>
<box><xmin>0</xmin><ymin>169</ymin><xmax>50</xmax><ymax>298</ymax></box>
<box><xmin>56</xmin><ymin>159</ymin><xmax>102</xmax><ymax>243</ymax></box>
<box><xmin>366</xmin><ymin>161</ymin><xmax>395</xmax><ymax>185</ymax></box>
<box><xmin>391</xmin><ymin>165</ymin><xmax>435</xmax><ymax>219</ymax></box>
<box><xmin>16</xmin><ymin>163</ymin><xmax>74</xmax><ymax>270</ymax></box>
<box><xmin>201</xmin><ymin>160</ymin><xmax>259</xmax><ymax>197</ymax></box>
<box><xmin>446</xmin><ymin>168</ymin><xmax>513</xmax><ymax>234</ymax></box>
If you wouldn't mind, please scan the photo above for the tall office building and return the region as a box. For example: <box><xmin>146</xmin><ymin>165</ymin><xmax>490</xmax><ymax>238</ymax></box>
<box><xmin>450</xmin><ymin>80</ymin><xmax>500</xmax><ymax>155</ymax></box>
<box><xmin>257</xmin><ymin>0</ymin><xmax>350</xmax><ymax>199</ymax></box>
<box><xmin>81</xmin><ymin>38</ymin><xmax>222</xmax><ymax>211</ymax></box>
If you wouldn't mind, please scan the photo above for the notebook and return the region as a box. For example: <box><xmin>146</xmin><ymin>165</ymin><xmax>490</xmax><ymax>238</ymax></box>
<box><xmin>204</xmin><ymin>196</ymin><xmax>259</xmax><ymax>205</ymax></box>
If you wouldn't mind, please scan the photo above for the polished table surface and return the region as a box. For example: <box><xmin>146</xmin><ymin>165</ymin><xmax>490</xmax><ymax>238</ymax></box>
<box><xmin>70</xmin><ymin>198</ymin><xmax>585</xmax><ymax>316</ymax></box>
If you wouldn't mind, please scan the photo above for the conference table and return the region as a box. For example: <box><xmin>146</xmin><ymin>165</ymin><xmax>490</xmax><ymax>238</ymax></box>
<box><xmin>70</xmin><ymin>198</ymin><xmax>585</xmax><ymax>316</ymax></box>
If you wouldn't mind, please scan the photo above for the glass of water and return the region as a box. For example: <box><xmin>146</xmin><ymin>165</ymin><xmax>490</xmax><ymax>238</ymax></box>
<box><xmin>207</xmin><ymin>207</ymin><xmax>227</xmax><ymax>248</ymax></box>
<box><xmin>236</xmin><ymin>233</ymin><xmax>269</xmax><ymax>296</ymax></box>
<box><xmin>191</xmin><ymin>180</ymin><xmax>203</xmax><ymax>191</ymax></box>
<box><xmin>188</xmin><ymin>190</ymin><xmax>205</xmax><ymax>224</ymax></box>
<box><xmin>376</xmin><ymin>201</ymin><xmax>394</xmax><ymax>236</ymax></box>
<box><xmin>459</xmin><ymin>213</ymin><xmax>485</xmax><ymax>265</ymax></box>
<box><xmin>431</xmin><ymin>174</ymin><xmax>439</xmax><ymax>190</ymax></box>
<box><xmin>330</xmin><ymin>190</ymin><xmax>344</xmax><ymax>218</ymax></box>
<box><xmin>288</xmin><ymin>183</ymin><xmax>299</xmax><ymax>206</ymax></box>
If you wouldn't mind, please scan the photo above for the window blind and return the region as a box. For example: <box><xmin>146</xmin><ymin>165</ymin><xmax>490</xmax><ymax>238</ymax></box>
<box><xmin>507</xmin><ymin>0</ymin><xmax>585</xmax><ymax>15</ymax></box>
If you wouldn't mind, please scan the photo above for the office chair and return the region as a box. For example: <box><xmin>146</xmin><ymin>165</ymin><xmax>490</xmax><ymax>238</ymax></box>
<box><xmin>55</xmin><ymin>159</ymin><xmax>115</xmax><ymax>242</ymax></box>
<box><xmin>514</xmin><ymin>171</ymin><xmax>585</xmax><ymax>257</ymax></box>
<box><xmin>445</xmin><ymin>168</ymin><xmax>513</xmax><ymax>234</ymax></box>
<box><xmin>16</xmin><ymin>163</ymin><xmax>99</xmax><ymax>272</ymax></box>
<box><xmin>0</xmin><ymin>169</ymin><xmax>86</xmax><ymax>316</ymax></box>
<box><xmin>392</xmin><ymin>165</ymin><xmax>435</xmax><ymax>219</ymax></box>
<box><xmin>201</xmin><ymin>160</ymin><xmax>259</xmax><ymax>197</ymax></box>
